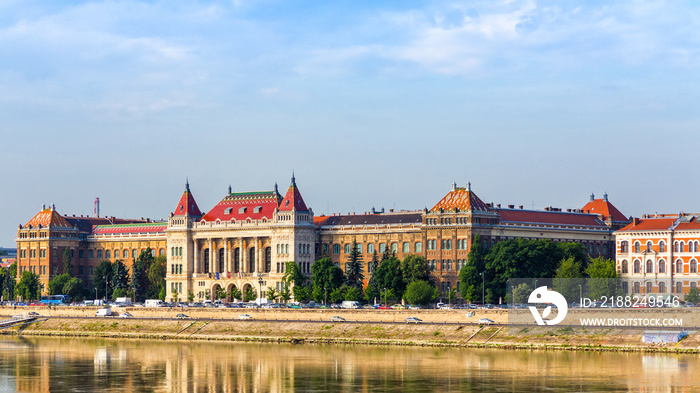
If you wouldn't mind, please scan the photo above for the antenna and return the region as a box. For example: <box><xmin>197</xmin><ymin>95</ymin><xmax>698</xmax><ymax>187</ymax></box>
<box><xmin>94</xmin><ymin>197</ymin><xmax>100</xmax><ymax>217</ymax></box>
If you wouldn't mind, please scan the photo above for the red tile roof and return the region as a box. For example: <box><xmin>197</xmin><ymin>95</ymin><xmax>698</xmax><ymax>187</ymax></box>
<box><xmin>675</xmin><ymin>217</ymin><xmax>700</xmax><ymax>230</ymax></box>
<box><xmin>617</xmin><ymin>218</ymin><xmax>676</xmax><ymax>232</ymax></box>
<box><xmin>278</xmin><ymin>176</ymin><xmax>308</xmax><ymax>212</ymax></box>
<box><xmin>431</xmin><ymin>185</ymin><xmax>491</xmax><ymax>213</ymax></box>
<box><xmin>65</xmin><ymin>216</ymin><xmax>150</xmax><ymax>233</ymax></box>
<box><xmin>582</xmin><ymin>198</ymin><xmax>628</xmax><ymax>222</ymax></box>
<box><xmin>24</xmin><ymin>209</ymin><xmax>72</xmax><ymax>228</ymax></box>
<box><xmin>91</xmin><ymin>222</ymin><xmax>167</xmax><ymax>235</ymax></box>
<box><xmin>315</xmin><ymin>212</ymin><xmax>422</xmax><ymax>227</ymax></box>
<box><xmin>173</xmin><ymin>182</ymin><xmax>202</xmax><ymax>217</ymax></box>
<box><xmin>201</xmin><ymin>190</ymin><xmax>282</xmax><ymax>222</ymax></box>
<box><xmin>497</xmin><ymin>209</ymin><xmax>608</xmax><ymax>228</ymax></box>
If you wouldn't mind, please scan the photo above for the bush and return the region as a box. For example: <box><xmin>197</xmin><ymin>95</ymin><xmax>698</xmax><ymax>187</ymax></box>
<box><xmin>403</xmin><ymin>280</ymin><xmax>437</xmax><ymax>306</ymax></box>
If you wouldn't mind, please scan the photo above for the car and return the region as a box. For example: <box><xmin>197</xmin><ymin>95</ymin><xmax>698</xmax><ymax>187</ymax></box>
<box><xmin>176</xmin><ymin>313</ymin><xmax>189</xmax><ymax>319</ymax></box>
<box><xmin>477</xmin><ymin>318</ymin><xmax>495</xmax><ymax>324</ymax></box>
<box><xmin>239</xmin><ymin>314</ymin><xmax>253</xmax><ymax>320</ymax></box>
<box><xmin>391</xmin><ymin>304</ymin><xmax>406</xmax><ymax>310</ymax></box>
<box><xmin>330</xmin><ymin>316</ymin><xmax>346</xmax><ymax>322</ymax></box>
<box><xmin>26</xmin><ymin>311</ymin><xmax>40</xmax><ymax>317</ymax></box>
<box><xmin>377</xmin><ymin>304</ymin><xmax>391</xmax><ymax>310</ymax></box>
<box><xmin>119</xmin><ymin>312</ymin><xmax>133</xmax><ymax>318</ymax></box>
<box><xmin>405</xmin><ymin>317</ymin><xmax>422</xmax><ymax>323</ymax></box>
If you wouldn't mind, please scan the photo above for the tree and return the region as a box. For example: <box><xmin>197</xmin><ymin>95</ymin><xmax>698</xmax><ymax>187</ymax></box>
<box><xmin>49</xmin><ymin>273</ymin><xmax>72</xmax><ymax>295</ymax></box>
<box><xmin>330</xmin><ymin>287</ymin><xmax>345</xmax><ymax>303</ymax></box>
<box><xmin>63</xmin><ymin>276</ymin><xmax>86</xmax><ymax>301</ymax></box>
<box><xmin>147</xmin><ymin>256</ymin><xmax>167</xmax><ymax>299</ymax></box>
<box><xmin>279</xmin><ymin>286</ymin><xmax>291</xmax><ymax>303</ymax></box>
<box><xmin>171</xmin><ymin>288</ymin><xmax>179</xmax><ymax>303</ymax></box>
<box><xmin>553</xmin><ymin>257</ymin><xmax>585</xmax><ymax>303</ymax></box>
<box><xmin>113</xmin><ymin>288</ymin><xmax>127</xmax><ymax>298</ymax></box>
<box><xmin>131</xmin><ymin>255</ymin><xmax>147</xmax><ymax>302</ymax></box>
<box><xmin>93</xmin><ymin>260</ymin><xmax>113</xmax><ymax>299</ymax></box>
<box><xmin>365</xmin><ymin>251</ymin><xmax>381</xmax><ymax>304</ymax></box>
<box><xmin>585</xmin><ymin>256</ymin><xmax>621</xmax><ymax>300</ymax></box>
<box><xmin>510</xmin><ymin>282</ymin><xmax>532</xmax><ymax>303</ymax></box>
<box><xmin>401</xmin><ymin>255</ymin><xmax>432</xmax><ymax>285</ymax></box>
<box><xmin>311</xmin><ymin>257</ymin><xmax>344</xmax><ymax>302</ymax></box>
<box><xmin>229</xmin><ymin>286</ymin><xmax>242</xmax><ymax>302</ymax></box>
<box><xmin>345</xmin><ymin>239</ymin><xmax>364</xmax><ymax>289</ymax></box>
<box><xmin>15</xmin><ymin>271</ymin><xmax>41</xmax><ymax>301</ymax></box>
<box><xmin>243</xmin><ymin>286</ymin><xmax>257</xmax><ymax>302</ymax></box>
<box><xmin>404</xmin><ymin>280</ymin><xmax>437</xmax><ymax>306</ymax></box>
<box><xmin>459</xmin><ymin>234</ymin><xmax>485</xmax><ymax>303</ymax></box>
<box><xmin>188</xmin><ymin>290</ymin><xmax>195</xmax><ymax>302</ymax></box>
<box><xmin>686</xmin><ymin>287</ymin><xmax>700</xmax><ymax>303</ymax></box>
<box><xmin>112</xmin><ymin>260</ymin><xmax>130</xmax><ymax>293</ymax></box>
<box><xmin>343</xmin><ymin>285</ymin><xmax>363</xmax><ymax>301</ymax></box>
<box><xmin>216</xmin><ymin>286</ymin><xmax>227</xmax><ymax>300</ymax></box>
<box><xmin>266</xmin><ymin>286</ymin><xmax>277</xmax><ymax>302</ymax></box>
<box><xmin>373</xmin><ymin>256</ymin><xmax>405</xmax><ymax>300</ymax></box>
<box><xmin>62</xmin><ymin>248</ymin><xmax>72</xmax><ymax>275</ymax></box>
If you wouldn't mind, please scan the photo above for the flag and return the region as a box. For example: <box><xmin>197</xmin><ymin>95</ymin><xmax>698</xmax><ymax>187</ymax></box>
<box><xmin>238</xmin><ymin>271</ymin><xmax>242</xmax><ymax>279</ymax></box>
<box><xmin>216</xmin><ymin>272</ymin><xmax>220</xmax><ymax>280</ymax></box>
<box><xmin>227</xmin><ymin>271</ymin><xmax>231</xmax><ymax>279</ymax></box>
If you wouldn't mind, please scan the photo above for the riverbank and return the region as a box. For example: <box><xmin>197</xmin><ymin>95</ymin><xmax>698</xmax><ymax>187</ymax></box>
<box><xmin>2</xmin><ymin>307</ymin><xmax>698</xmax><ymax>353</ymax></box>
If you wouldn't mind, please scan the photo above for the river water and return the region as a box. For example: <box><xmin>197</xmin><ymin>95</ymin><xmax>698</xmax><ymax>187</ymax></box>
<box><xmin>0</xmin><ymin>337</ymin><xmax>697</xmax><ymax>392</ymax></box>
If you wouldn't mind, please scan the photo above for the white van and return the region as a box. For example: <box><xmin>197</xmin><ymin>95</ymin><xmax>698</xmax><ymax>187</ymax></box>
<box><xmin>95</xmin><ymin>308</ymin><xmax>111</xmax><ymax>317</ymax></box>
<box><xmin>341</xmin><ymin>301</ymin><xmax>361</xmax><ymax>309</ymax></box>
<box><xmin>145</xmin><ymin>299</ymin><xmax>163</xmax><ymax>308</ymax></box>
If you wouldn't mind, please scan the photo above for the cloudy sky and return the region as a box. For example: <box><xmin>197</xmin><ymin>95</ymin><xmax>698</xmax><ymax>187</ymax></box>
<box><xmin>2</xmin><ymin>0</ymin><xmax>700</xmax><ymax>246</ymax></box>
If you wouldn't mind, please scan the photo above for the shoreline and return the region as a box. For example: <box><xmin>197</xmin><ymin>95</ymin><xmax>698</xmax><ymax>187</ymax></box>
<box><xmin>2</xmin><ymin>314</ymin><xmax>698</xmax><ymax>354</ymax></box>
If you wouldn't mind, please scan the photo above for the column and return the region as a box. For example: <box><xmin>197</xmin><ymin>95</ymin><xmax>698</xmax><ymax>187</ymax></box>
<box><xmin>193</xmin><ymin>240</ymin><xmax>199</xmax><ymax>274</ymax></box>
<box><xmin>254</xmin><ymin>237</ymin><xmax>259</xmax><ymax>273</ymax></box>
<box><xmin>208</xmin><ymin>238</ymin><xmax>214</xmax><ymax>274</ymax></box>
<box><xmin>224</xmin><ymin>239</ymin><xmax>229</xmax><ymax>274</ymax></box>
<box><xmin>241</xmin><ymin>238</ymin><xmax>247</xmax><ymax>273</ymax></box>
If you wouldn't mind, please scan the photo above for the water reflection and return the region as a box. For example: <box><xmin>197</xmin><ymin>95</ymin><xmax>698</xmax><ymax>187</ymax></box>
<box><xmin>0</xmin><ymin>337</ymin><xmax>698</xmax><ymax>392</ymax></box>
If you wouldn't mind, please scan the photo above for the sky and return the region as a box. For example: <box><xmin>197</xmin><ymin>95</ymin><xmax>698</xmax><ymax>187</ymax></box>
<box><xmin>2</xmin><ymin>0</ymin><xmax>700</xmax><ymax>247</ymax></box>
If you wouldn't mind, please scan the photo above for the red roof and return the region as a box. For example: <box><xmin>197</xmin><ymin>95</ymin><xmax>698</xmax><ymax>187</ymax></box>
<box><xmin>498</xmin><ymin>209</ymin><xmax>608</xmax><ymax>228</ymax></box>
<box><xmin>201</xmin><ymin>190</ymin><xmax>282</xmax><ymax>222</ymax></box>
<box><xmin>315</xmin><ymin>212</ymin><xmax>422</xmax><ymax>227</ymax></box>
<box><xmin>278</xmin><ymin>175</ymin><xmax>308</xmax><ymax>212</ymax></box>
<box><xmin>582</xmin><ymin>198</ymin><xmax>628</xmax><ymax>222</ymax></box>
<box><xmin>431</xmin><ymin>184</ymin><xmax>491</xmax><ymax>213</ymax></box>
<box><xmin>173</xmin><ymin>181</ymin><xmax>202</xmax><ymax>217</ymax></box>
<box><xmin>617</xmin><ymin>218</ymin><xmax>676</xmax><ymax>232</ymax></box>
<box><xmin>24</xmin><ymin>208</ymin><xmax>72</xmax><ymax>228</ymax></box>
<box><xmin>91</xmin><ymin>222</ymin><xmax>167</xmax><ymax>235</ymax></box>
<box><xmin>675</xmin><ymin>217</ymin><xmax>700</xmax><ymax>230</ymax></box>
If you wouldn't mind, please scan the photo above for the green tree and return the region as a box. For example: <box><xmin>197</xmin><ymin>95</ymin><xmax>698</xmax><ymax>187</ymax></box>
<box><xmin>330</xmin><ymin>287</ymin><xmax>345</xmax><ymax>303</ymax></box>
<box><xmin>113</xmin><ymin>288</ymin><xmax>127</xmax><ymax>298</ymax></box>
<box><xmin>216</xmin><ymin>286</ymin><xmax>227</xmax><ymax>300</ymax></box>
<box><xmin>171</xmin><ymin>288</ymin><xmax>179</xmax><ymax>302</ymax></box>
<box><xmin>373</xmin><ymin>256</ymin><xmax>405</xmax><ymax>300</ymax></box>
<box><xmin>343</xmin><ymin>285</ymin><xmax>363</xmax><ymax>301</ymax></box>
<box><xmin>93</xmin><ymin>260</ymin><xmax>113</xmax><ymax>299</ymax></box>
<box><xmin>63</xmin><ymin>276</ymin><xmax>85</xmax><ymax>301</ymax></box>
<box><xmin>585</xmin><ymin>256</ymin><xmax>621</xmax><ymax>300</ymax></box>
<box><xmin>112</xmin><ymin>260</ymin><xmax>130</xmax><ymax>293</ymax></box>
<box><xmin>15</xmin><ymin>271</ymin><xmax>41</xmax><ymax>301</ymax></box>
<box><xmin>131</xmin><ymin>254</ymin><xmax>147</xmax><ymax>302</ymax></box>
<box><xmin>266</xmin><ymin>286</ymin><xmax>277</xmax><ymax>302</ymax></box>
<box><xmin>279</xmin><ymin>286</ymin><xmax>291</xmax><ymax>303</ymax></box>
<box><xmin>345</xmin><ymin>239</ymin><xmax>364</xmax><ymax>289</ymax></box>
<box><xmin>243</xmin><ymin>286</ymin><xmax>257</xmax><ymax>302</ymax></box>
<box><xmin>459</xmin><ymin>234</ymin><xmax>485</xmax><ymax>303</ymax></box>
<box><xmin>311</xmin><ymin>257</ymin><xmax>344</xmax><ymax>300</ymax></box>
<box><xmin>685</xmin><ymin>287</ymin><xmax>700</xmax><ymax>303</ymax></box>
<box><xmin>404</xmin><ymin>280</ymin><xmax>437</xmax><ymax>306</ymax></box>
<box><xmin>401</xmin><ymin>254</ymin><xmax>432</xmax><ymax>285</ymax></box>
<box><xmin>62</xmin><ymin>248</ymin><xmax>72</xmax><ymax>275</ymax></box>
<box><xmin>49</xmin><ymin>273</ymin><xmax>72</xmax><ymax>295</ymax></box>
<box><xmin>147</xmin><ymin>256</ymin><xmax>167</xmax><ymax>299</ymax></box>
<box><xmin>553</xmin><ymin>257</ymin><xmax>585</xmax><ymax>303</ymax></box>
<box><xmin>229</xmin><ymin>286</ymin><xmax>242</xmax><ymax>302</ymax></box>
<box><xmin>188</xmin><ymin>290</ymin><xmax>195</xmax><ymax>302</ymax></box>
<box><xmin>510</xmin><ymin>282</ymin><xmax>532</xmax><ymax>303</ymax></box>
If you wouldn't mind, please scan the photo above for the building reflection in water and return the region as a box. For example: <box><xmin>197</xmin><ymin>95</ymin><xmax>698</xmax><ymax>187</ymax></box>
<box><xmin>0</xmin><ymin>337</ymin><xmax>699</xmax><ymax>392</ymax></box>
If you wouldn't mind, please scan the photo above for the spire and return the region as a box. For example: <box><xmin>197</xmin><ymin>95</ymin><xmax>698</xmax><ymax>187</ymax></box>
<box><xmin>186</xmin><ymin>177</ymin><xmax>190</xmax><ymax>192</ymax></box>
<box><xmin>274</xmin><ymin>182</ymin><xmax>279</xmax><ymax>194</ymax></box>
<box><xmin>291</xmin><ymin>171</ymin><xmax>296</xmax><ymax>187</ymax></box>
<box><xmin>279</xmin><ymin>174</ymin><xmax>308</xmax><ymax>212</ymax></box>
<box><xmin>173</xmin><ymin>181</ymin><xmax>202</xmax><ymax>217</ymax></box>
<box><xmin>604</xmin><ymin>192</ymin><xmax>608</xmax><ymax>202</ymax></box>
<box><xmin>228</xmin><ymin>184</ymin><xmax>232</xmax><ymax>194</ymax></box>
<box><xmin>467</xmin><ymin>182</ymin><xmax>471</xmax><ymax>192</ymax></box>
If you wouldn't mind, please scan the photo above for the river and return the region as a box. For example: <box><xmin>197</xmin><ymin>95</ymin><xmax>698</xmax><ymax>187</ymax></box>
<box><xmin>0</xmin><ymin>337</ymin><xmax>697</xmax><ymax>392</ymax></box>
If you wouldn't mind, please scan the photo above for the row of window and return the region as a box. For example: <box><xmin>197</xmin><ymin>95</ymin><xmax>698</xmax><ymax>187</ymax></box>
<box><xmin>621</xmin><ymin>259</ymin><xmax>699</xmax><ymax>274</ymax></box>
<box><xmin>621</xmin><ymin>240</ymin><xmax>700</xmax><ymax>253</ymax></box>
<box><xmin>275</xmin><ymin>244</ymin><xmax>312</xmax><ymax>255</ymax></box>
<box><xmin>427</xmin><ymin>259</ymin><xmax>468</xmax><ymax>271</ymax></box>
<box><xmin>626</xmin><ymin>281</ymin><xmax>697</xmax><ymax>294</ymax></box>
<box><xmin>331</xmin><ymin>242</ymin><xmax>424</xmax><ymax>255</ymax></box>
<box><xmin>171</xmin><ymin>247</ymin><xmax>183</xmax><ymax>257</ymax></box>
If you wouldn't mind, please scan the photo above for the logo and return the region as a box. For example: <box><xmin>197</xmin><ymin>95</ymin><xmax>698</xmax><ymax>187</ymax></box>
<box><xmin>528</xmin><ymin>286</ymin><xmax>568</xmax><ymax>326</ymax></box>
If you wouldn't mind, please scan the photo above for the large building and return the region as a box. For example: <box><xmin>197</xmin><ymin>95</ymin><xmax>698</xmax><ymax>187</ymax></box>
<box><xmin>615</xmin><ymin>213</ymin><xmax>700</xmax><ymax>299</ymax></box>
<box><xmin>16</xmin><ymin>177</ymin><xmax>628</xmax><ymax>301</ymax></box>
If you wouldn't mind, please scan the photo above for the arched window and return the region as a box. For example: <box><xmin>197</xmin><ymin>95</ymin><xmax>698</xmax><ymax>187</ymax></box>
<box><xmin>646</xmin><ymin>282</ymin><xmax>652</xmax><ymax>294</ymax></box>
<box><xmin>677</xmin><ymin>281</ymin><xmax>683</xmax><ymax>293</ymax></box>
<box><xmin>646</xmin><ymin>260</ymin><xmax>653</xmax><ymax>273</ymax></box>
<box><xmin>402</xmin><ymin>242</ymin><xmax>409</xmax><ymax>253</ymax></box>
<box><xmin>265</xmin><ymin>247</ymin><xmax>271</xmax><ymax>273</ymax></box>
<box><xmin>681</xmin><ymin>241</ymin><xmax>686</xmax><ymax>252</ymax></box>
<box><xmin>344</xmin><ymin>244</ymin><xmax>351</xmax><ymax>254</ymax></box>
<box><xmin>620</xmin><ymin>241</ymin><xmax>629</xmax><ymax>253</ymax></box>
<box><xmin>676</xmin><ymin>259</ymin><xmax>683</xmax><ymax>274</ymax></box>
<box><xmin>299</xmin><ymin>244</ymin><xmax>303</xmax><ymax>254</ymax></box>
<box><xmin>691</xmin><ymin>259</ymin><xmax>698</xmax><ymax>273</ymax></box>
<box><xmin>391</xmin><ymin>243</ymin><xmax>398</xmax><ymax>253</ymax></box>
<box><xmin>659</xmin><ymin>281</ymin><xmax>666</xmax><ymax>293</ymax></box>
<box><xmin>171</xmin><ymin>247</ymin><xmax>175</xmax><ymax>256</ymax></box>
<box><xmin>333</xmin><ymin>244</ymin><xmax>340</xmax><ymax>254</ymax></box>
<box><xmin>447</xmin><ymin>240</ymin><xmax>452</xmax><ymax>250</ymax></box>
<box><xmin>114</xmin><ymin>249</ymin><xmax>120</xmax><ymax>258</ymax></box>
<box><xmin>633</xmin><ymin>282</ymin><xmax>640</xmax><ymax>293</ymax></box>
<box><xmin>646</xmin><ymin>241</ymin><xmax>652</xmax><ymax>252</ymax></box>
<box><xmin>633</xmin><ymin>260</ymin><xmax>641</xmax><ymax>273</ymax></box>
<box><xmin>249</xmin><ymin>247</ymin><xmax>256</xmax><ymax>272</ymax></box>
<box><xmin>659</xmin><ymin>241</ymin><xmax>666</xmax><ymax>253</ymax></box>
<box><xmin>218</xmin><ymin>248</ymin><xmax>225</xmax><ymax>272</ymax></box>
<box><xmin>356</xmin><ymin>243</ymin><xmax>363</xmax><ymax>253</ymax></box>
<box><xmin>105</xmin><ymin>250</ymin><xmax>111</xmax><ymax>259</ymax></box>
<box><xmin>285</xmin><ymin>244</ymin><xmax>289</xmax><ymax>254</ymax></box>
<box><xmin>379</xmin><ymin>243</ymin><xmax>386</xmax><ymax>253</ymax></box>
<box><xmin>447</xmin><ymin>260</ymin><xmax>452</xmax><ymax>271</ymax></box>
<box><xmin>621</xmin><ymin>260</ymin><xmax>628</xmax><ymax>273</ymax></box>
<box><xmin>440</xmin><ymin>260</ymin><xmax>445</xmax><ymax>270</ymax></box>
<box><xmin>159</xmin><ymin>248</ymin><xmax>165</xmax><ymax>256</ymax></box>
<box><xmin>415</xmin><ymin>242</ymin><xmax>422</xmax><ymax>253</ymax></box>
<box><xmin>658</xmin><ymin>260</ymin><xmax>666</xmax><ymax>273</ymax></box>
<box><xmin>276</xmin><ymin>244</ymin><xmax>280</xmax><ymax>254</ymax></box>
<box><xmin>634</xmin><ymin>242</ymin><xmax>640</xmax><ymax>253</ymax></box>
<box><xmin>368</xmin><ymin>243</ymin><xmax>375</xmax><ymax>254</ymax></box>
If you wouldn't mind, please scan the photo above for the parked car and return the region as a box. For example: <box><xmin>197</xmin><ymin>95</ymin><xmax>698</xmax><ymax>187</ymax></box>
<box><xmin>239</xmin><ymin>314</ymin><xmax>253</xmax><ymax>320</ymax></box>
<box><xmin>477</xmin><ymin>318</ymin><xmax>495</xmax><ymax>324</ymax></box>
<box><xmin>330</xmin><ymin>316</ymin><xmax>346</xmax><ymax>322</ymax></box>
<box><xmin>405</xmin><ymin>317</ymin><xmax>422</xmax><ymax>323</ymax></box>
<box><xmin>119</xmin><ymin>312</ymin><xmax>133</xmax><ymax>318</ymax></box>
<box><xmin>176</xmin><ymin>313</ymin><xmax>189</xmax><ymax>319</ymax></box>
<box><xmin>95</xmin><ymin>308</ymin><xmax>112</xmax><ymax>317</ymax></box>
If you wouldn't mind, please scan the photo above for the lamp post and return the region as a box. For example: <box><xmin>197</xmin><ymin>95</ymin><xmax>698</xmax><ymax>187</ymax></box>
<box><xmin>384</xmin><ymin>287</ymin><xmax>387</xmax><ymax>308</ymax></box>
<box><xmin>578</xmin><ymin>284</ymin><xmax>582</xmax><ymax>307</ymax></box>
<box><xmin>480</xmin><ymin>272</ymin><xmax>485</xmax><ymax>306</ymax></box>
<box><xmin>257</xmin><ymin>273</ymin><xmax>263</xmax><ymax>308</ymax></box>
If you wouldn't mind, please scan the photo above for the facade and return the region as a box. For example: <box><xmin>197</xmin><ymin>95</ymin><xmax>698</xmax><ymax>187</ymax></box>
<box><xmin>17</xmin><ymin>178</ymin><xmax>627</xmax><ymax>301</ymax></box>
<box><xmin>615</xmin><ymin>214</ymin><xmax>700</xmax><ymax>299</ymax></box>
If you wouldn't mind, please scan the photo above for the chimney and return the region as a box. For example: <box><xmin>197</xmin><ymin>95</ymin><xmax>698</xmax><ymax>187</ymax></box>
<box><xmin>390</xmin><ymin>209</ymin><xmax>394</xmax><ymax>212</ymax></box>
<box><xmin>508</xmin><ymin>205</ymin><xmax>514</xmax><ymax>209</ymax></box>
<box><xmin>41</xmin><ymin>204</ymin><xmax>45</xmax><ymax>210</ymax></box>
<box><xmin>604</xmin><ymin>192</ymin><xmax>608</xmax><ymax>202</ymax></box>
<box><xmin>633</xmin><ymin>217</ymin><xmax>639</xmax><ymax>225</ymax></box>
<box><xmin>590</xmin><ymin>193</ymin><xmax>595</xmax><ymax>202</ymax></box>
<box><xmin>519</xmin><ymin>205</ymin><xmax>523</xmax><ymax>210</ymax></box>
<box><xmin>452</xmin><ymin>181</ymin><xmax>457</xmax><ymax>191</ymax></box>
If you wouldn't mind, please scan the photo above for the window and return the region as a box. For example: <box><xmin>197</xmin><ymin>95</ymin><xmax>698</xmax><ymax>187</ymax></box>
<box><xmin>367</xmin><ymin>243</ymin><xmax>374</xmax><ymax>254</ymax></box>
<box><xmin>239</xmin><ymin>207</ymin><xmax>247</xmax><ymax>214</ymax></box>
<box><xmin>391</xmin><ymin>243</ymin><xmax>398</xmax><ymax>253</ymax></box>
<box><xmin>415</xmin><ymin>242</ymin><xmax>422</xmax><ymax>253</ymax></box>
<box><xmin>299</xmin><ymin>244</ymin><xmax>303</xmax><ymax>254</ymax></box>
<box><xmin>446</xmin><ymin>240</ymin><xmax>452</xmax><ymax>250</ymax></box>
<box><xmin>633</xmin><ymin>282</ymin><xmax>640</xmax><ymax>293</ymax></box>
<box><xmin>659</xmin><ymin>260</ymin><xmax>666</xmax><ymax>273</ymax></box>
<box><xmin>646</xmin><ymin>241</ymin><xmax>652</xmax><ymax>252</ymax></box>
<box><xmin>253</xmin><ymin>206</ymin><xmax>262</xmax><ymax>213</ymax></box>
<box><xmin>681</xmin><ymin>241</ymin><xmax>686</xmax><ymax>252</ymax></box>
<box><xmin>89</xmin><ymin>249</ymin><xmax>94</xmax><ymax>259</ymax></box>
<box><xmin>677</xmin><ymin>282</ymin><xmax>683</xmax><ymax>294</ymax></box>
<box><xmin>323</xmin><ymin>244</ymin><xmax>329</xmax><ymax>255</ymax></box>
<box><xmin>357</xmin><ymin>243</ymin><xmax>363</xmax><ymax>253</ymax></box>
<box><xmin>634</xmin><ymin>242</ymin><xmax>640</xmax><ymax>253</ymax></box>
<box><xmin>114</xmin><ymin>250</ymin><xmax>120</xmax><ymax>258</ymax></box>
<box><xmin>633</xmin><ymin>260</ymin><xmax>641</xmax><ymax>273</ymax></box>
<box><xmin>621</xmin><ymin>260</ymin><xmax>628</xmax><ymax>274</ymax></box>
<box><xmin>675</xmin><ymin>242</ymin><xmax>680</xmax><ymax>252</ymax></box>
<box><xmin>97</xmin><ymin>250</ymin><xmax>103</xmax><ymax>259</ymax></box>
<box><xmin>646</xmin><ymin>282</ymin><xmax>652</xmax><ymax>294</ymax></box>
<box><xmin>659</xmin><ymin>241</ymin><xmax>666</xmax><ymax>253</ymax></box>
<box><xmin>692</xmin><ymin>282</ymin><xmax>697</xmax><ymax>290</ymax></box>
<box><xmin>646</xmin><ymin>260</ymin><xmax>653</xmax><ymax>273</ymax></box>
<box><xmin>622</xmin><ymin>282</ymin><xmax>628</xmax><ymax>294</ymax></box>
<box><xmin>691</xmin><ymin>259</ymin><xmax>698</xmax><ymax>273</ymax></box>
<box><xmin>345</xmin><ymin>244</ymin><xmax>351</xmax><ymax>254</ymax></box>
<box><xmin>620</xmin><ymin>241</ymin><xmax>629</xmax><ymax>253</ymax></box>
<box><xmin>333</xmin><ymin>244</ymin><xmax>340</xmax><ymax>254</ymax></box>
<box><xmin>402</xmin><ymin>242</ymin><xmax>409</xmax><ymax>253</ymax></box>
<box><xmin>379</xmin><ymin>243</ymin><xmax>386</xmax><ymax>253</ymax></box>
<box><xmin>105</xmin><ymin>250</ymin><xmax>111</xmax><ymax>259</ymax></box>
<box><xmin>676</xmin><ymin>259</ymin><xmax>683</xmax><ymax>274</ymax></box>
<box><xmin>133</xmin><ymin>249</ymin><xmax>137</xmax><ymax>259</ymax></box>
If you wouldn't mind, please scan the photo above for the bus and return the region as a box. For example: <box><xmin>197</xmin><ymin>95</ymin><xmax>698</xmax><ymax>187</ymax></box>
<box><xmin>40</xmin><ymin>295</ymin><xmax>71</xmax><ymax>305</ymax></box>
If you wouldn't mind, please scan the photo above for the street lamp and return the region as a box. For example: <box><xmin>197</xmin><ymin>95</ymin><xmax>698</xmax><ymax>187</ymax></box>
<box><xmin>257</xmin><ymin>273</ymin><xmax>263</xmax><ymax>308</ymax></box>
<box><xmin>578</xmin><ymin>284</ymin><xmax>582</xmax><ymax>307</ymax></box>
<box><xmin>384</xmin><ymin>287</ymin><xmax>387</xmax><ymax>308</ymax></box>
<box><xmin>480</xmin><ymin>272</ymin><xmax>485</xmax><ymax>305</ymax></box>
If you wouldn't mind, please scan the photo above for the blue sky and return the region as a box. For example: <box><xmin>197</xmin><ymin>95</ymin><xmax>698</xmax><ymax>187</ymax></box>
<box><xmin>2</xmin><ymin>0</ymin><xmax>700</xmax><ymax>246</ymax></box>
